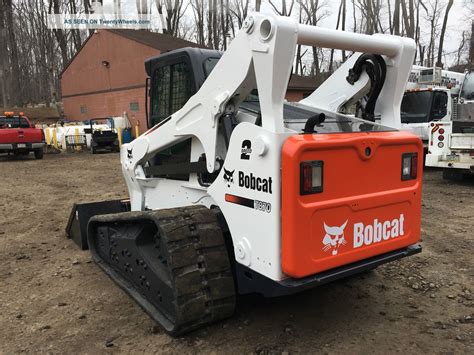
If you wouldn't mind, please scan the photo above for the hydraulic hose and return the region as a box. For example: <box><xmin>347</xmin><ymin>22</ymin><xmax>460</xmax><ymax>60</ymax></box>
<box><xmin>346</xmin><ymin>54</ymin><xmax>387</xmax><ymax>121</ymax></box>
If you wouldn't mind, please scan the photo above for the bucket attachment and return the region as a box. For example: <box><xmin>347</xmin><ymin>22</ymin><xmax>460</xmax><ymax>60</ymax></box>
<box><xmin>65</xmin><ymin>199</ymin><xmax>130</xmax><ymax>249</ymax></box>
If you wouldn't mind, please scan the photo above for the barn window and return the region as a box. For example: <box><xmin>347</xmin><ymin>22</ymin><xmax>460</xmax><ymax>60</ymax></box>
<box><xmin>80</xmin><ymin>105</ymin><xmax>87</xmax><ymax>114</ymax></box>
<box><xmin>130</xmin><ymin>102</ymin><xmax>139</xmax><ymax>112</ymax></box>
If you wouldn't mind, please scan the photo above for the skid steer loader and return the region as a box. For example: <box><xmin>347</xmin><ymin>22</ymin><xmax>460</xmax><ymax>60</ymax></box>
<box><xmin>66</xmin><ymin>13</ymin><xmax>423</xmax><ymax>335</ymax></box>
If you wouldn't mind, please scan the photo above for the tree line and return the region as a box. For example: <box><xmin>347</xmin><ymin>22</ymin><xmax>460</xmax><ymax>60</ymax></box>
<box><xmin>0</xmin><ymin>0</ymin><xmax>472</xmax><ymax>108</ymax></box>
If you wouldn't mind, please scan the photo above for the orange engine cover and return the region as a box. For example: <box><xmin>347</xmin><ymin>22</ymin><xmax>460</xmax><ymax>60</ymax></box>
<box><xmin>281</xmin><ymin>131</ymin><xmax>423</xmax><ymax>278</ymax></box>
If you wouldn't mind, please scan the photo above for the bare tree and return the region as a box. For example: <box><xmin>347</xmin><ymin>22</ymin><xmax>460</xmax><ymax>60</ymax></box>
<box><xmin>392</xmin><ymin>0</ymin><xmax>401</xmax><ymax>35</ymax></box>
<box><xmin>352</xmin><ymin>0</ymin><xmax>357</xmax><ymax>32</ymax></box>
<box><xmin>420</xmin><ymin>0</ymin><xmax>443</xmax><ymax>67</ymax></box>
<box><xmin>69</xmin><ymin>0</ymin><xmax>84</xmax><ymax>52</ymax></box>
<box><xmin>136</xmin><ymin>0</ymin><xmax>148</xmax><ymax>14</ymax></box>
<box><xmin>255</xmin><ymin>0</ymin><xmax>261</xmax><ymax>12</ymax></box>
<box><xmin>470</xmin><ymin>21</ymin><xmax>474</xmax><ymax>67</ymax></box>
<box><xmin>298</xmin><ymin>0</ymin><xmax>329</xmax><ymax>76</ymax></box>
<box><xmin>230</xmin><ymin>0</ymin><xmax>250</xmax><ymax>28</ymax></box>
<box><xmin>4</xmin><ymin>0</ymin><xmax>20</xmax><ymax>105</ymax></box>
<box><xmin>154</xmin><ymin>1</ymin><xmax>187</xmax><ymax>36</ymax></box>
<box><xmin>0</xmin><ymin>0</ymin><xmax>7</xmax><ymax>107</ymax></box>
<box><xmin>355</xmin><ymin>0</ymin><xmax>384</xmax><ymax>35</ymax></box>
<box><xmin>268</xmin><ymin>0</ymin><xmax>295</xmax><ymax>16</ymax></box>
<box><xmin>436</xmin><ymin>0</ymin><xmax>453</xmax><ymax>68</ymax></box>
<box><xmin>114</xmin><ymin>0</ymin><xmax>122</xmax><ymax>14</ymax></box>
<box><xmin>49</xmin><ymin>0</ymin><xmax>69</xmax><ymax>67</ymax></box>
<box><xmin>400</xmin><ymin>0</ymin><xmax>415</xmax><ymax>38</ymax></box>
<box><xmin>220</xmin><ymin>0</ymin><xmax>230</xmax><ymax>49</ymax></box>
<box><xmin>454</xmin><ymin>30</ymin><xmax>467</xmax><ymax>67</ymax></box>
<box><xmin>190</xmin><ymin>0</ymin><xmax>206</xmax><ymax>45</ymax></box>
<box><xmin>329</xmin><ymin>0</ymin><xmax>344</xmax><ymax>72</ymax></box>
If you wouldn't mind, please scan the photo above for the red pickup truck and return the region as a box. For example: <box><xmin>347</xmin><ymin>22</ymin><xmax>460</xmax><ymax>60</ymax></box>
<box><xmin>0</xmin><ymin>112</ymin><xmax>45</xmax><ymax>159</ymax></box>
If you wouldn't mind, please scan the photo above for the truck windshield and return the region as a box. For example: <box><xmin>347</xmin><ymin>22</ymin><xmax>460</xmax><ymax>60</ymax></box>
<box><xmin>401</xmin><ymin>91</ymin><xmax>432</xmax><ymax>123</ymax></box>
<box><xmin>0</xmin><ymin>117</ymin><xmax>30</xmax><ymax>128</ymax></box>
<box><xmin>460</xmin><ymin>71</ymin><xmax>474</xmax><ymax>100</ymax></box>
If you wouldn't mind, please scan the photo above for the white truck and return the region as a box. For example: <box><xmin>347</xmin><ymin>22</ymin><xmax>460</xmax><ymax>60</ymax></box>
<box><xmin>401</xmin><ymin>66</ymin><xmax>465</xmax><ymax>147</ymax></box>
<box><xmin>425</xmin><ymin>70</ymin><xmax>474</xmax><ymax>180</ymax></box>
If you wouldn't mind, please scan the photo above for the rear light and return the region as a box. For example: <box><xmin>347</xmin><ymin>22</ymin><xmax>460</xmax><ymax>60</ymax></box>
<box><xmin>438</xmin><ymin>142</ymin><xmax>444</xmax><ymax>148</ymax></box>
<box><xmin>438</xmin><ymin>135</ymin><xmax>445</xmax><ymax>141</ymax></box>
<box><xmin>439</xmin><ymin>128</ymin><xmax>445</xmax><ymax>134</ymax></box>
<box><xmin>300</xmin><ymin>161</ymin><xmax>323</xmax><ymax>195</ymax></box>
<box><xmin>401</xmin><ymin>153</ymin><xmax>418</xmax><ymax>181</ymax></box>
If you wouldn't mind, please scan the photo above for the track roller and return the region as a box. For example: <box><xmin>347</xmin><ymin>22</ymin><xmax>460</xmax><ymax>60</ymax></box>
<box><xmin>87</xmin><ymin>205</ymin><xmax>236</xmax><ymax>335</ymax></box>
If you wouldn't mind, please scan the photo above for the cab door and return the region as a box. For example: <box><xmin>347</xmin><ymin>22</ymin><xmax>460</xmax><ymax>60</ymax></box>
<box><xmin>149</xmin><ymin>58</ymin><xmax>195</xmax><ymax>127</ymax></box>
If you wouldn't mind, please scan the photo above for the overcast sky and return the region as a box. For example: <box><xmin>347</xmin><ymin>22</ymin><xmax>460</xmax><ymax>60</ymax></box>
<box><xmin>98</xmin><ymin>0</ymin><xmax>473</xmax><ymax>67</ymax></box>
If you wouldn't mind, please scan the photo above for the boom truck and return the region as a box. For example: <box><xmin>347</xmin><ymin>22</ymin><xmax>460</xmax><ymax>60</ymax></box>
<box><xmin>401</xmin><ymin>66</ymin><xmax>465</xmax><ymax>146</ymax></box>
<box><xmin>66</xmin><ymin>14</ymin><xmax>423</xmax><ymax>335</ymax></box>
<box><xmin>425</xmin><ymin>70</ymin><xmax>474</xmax><ymax>179</ymax></box>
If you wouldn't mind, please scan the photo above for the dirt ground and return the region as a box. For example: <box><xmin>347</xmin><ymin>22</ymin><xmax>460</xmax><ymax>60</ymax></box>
<box><xmin>0</xmin><ymin>152</ymin><xmax>472</xmax><ymax>354</ymax></box>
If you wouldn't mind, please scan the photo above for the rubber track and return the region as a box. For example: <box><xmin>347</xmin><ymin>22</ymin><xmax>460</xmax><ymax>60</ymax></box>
<box><xmin>88</xmin><ymin>205</ymin><xmax>236</xmax><ymax>336</ymax></box>
<box><xmin>157</xmin><ymin>206</ymin><xmax>236</xmax><ymax>334</ymax></box>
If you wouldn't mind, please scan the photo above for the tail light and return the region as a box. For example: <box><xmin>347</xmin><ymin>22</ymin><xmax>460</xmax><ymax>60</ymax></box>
<box><xmin>401</xmin><ymin>153</ymin><xmax>418</xmax><ymax>180</ymax></box>
<box><xmin>438</xmin><ymin>135</ymin><xmax>445</xmax><ymax>141</ymax></box>
<box><xmin>439</xmin><ymin>128</ymin><xmax>445</xmax><ymax>134</ymax></box>
<box><xmin>300</xmin><ymin>161</ymin><xmax>323</xmax><ymax>195</ymax></box>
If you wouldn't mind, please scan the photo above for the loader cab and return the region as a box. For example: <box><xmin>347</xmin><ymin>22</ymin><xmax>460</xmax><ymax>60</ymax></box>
<box><xmin>145</xmin><ymin>48</ymin><xmax>222</xmax><ymax>128</ymax></box>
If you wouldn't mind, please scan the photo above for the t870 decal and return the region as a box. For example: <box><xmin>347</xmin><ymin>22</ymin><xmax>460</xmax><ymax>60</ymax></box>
<box><xmin>225</xmin><ymin>194</ymin><xmax>272</xmax><ymax>213</ymax></box>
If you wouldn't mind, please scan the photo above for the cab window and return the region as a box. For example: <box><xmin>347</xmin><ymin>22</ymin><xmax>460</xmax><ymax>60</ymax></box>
<box><xmin>0</xmin><ymin>116</ymin><xmax>29</xmax><ymax>128</ymax></box>
<box><xmin>430</xmin><ymin>91</ymin><xmax>448</xmax><ymax>121</ymax></box>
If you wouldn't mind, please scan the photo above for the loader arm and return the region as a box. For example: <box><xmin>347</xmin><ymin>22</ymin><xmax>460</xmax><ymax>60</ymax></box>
<box><xmin>121</xmin><ymin>13</ymin><xmax>415</xmax><ymax>211</ymax></box>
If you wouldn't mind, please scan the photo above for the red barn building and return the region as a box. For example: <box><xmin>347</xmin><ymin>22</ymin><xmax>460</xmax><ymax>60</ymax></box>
<box><xmin>61</xmin><ymin>30</ymin><xmax>316</xmax><ymax>134</ymax></box>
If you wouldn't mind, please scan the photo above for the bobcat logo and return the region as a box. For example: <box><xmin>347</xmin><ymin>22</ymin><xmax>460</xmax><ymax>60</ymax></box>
<box><xmin>127</xmin><ymin>148</ymin><xmax>133</xmax><ymax>159</ymax></box>
<box><xmin>322</xmin><ymin>220</ymin><xmax>348</xmax><ymax>256</ymax></box>
<box><xmin>223</xmin><ymin>168</ymin><xmax>235</xmax><ymax>187</ymax></box>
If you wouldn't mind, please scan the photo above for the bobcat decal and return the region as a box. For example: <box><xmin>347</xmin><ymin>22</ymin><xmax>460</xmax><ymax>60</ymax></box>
<box><xmin>322</xmin><ymin>220</ymin><xmax>348</xmax><ymax>256</ymax></box>
<box><xmin>223</xmin><ymin>168</ymin><xmax>235</xmax><ymax>187</ymax></box>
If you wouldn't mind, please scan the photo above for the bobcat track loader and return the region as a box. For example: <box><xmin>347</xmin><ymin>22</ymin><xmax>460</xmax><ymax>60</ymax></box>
<box><xmin>66</xmin><ymin>13</ymin><xmax>423</xmax><ymax>335</ymax></box>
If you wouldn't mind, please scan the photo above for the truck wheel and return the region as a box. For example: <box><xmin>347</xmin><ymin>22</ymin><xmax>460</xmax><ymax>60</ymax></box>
<box><xmin>34</xmin><ymin>148</ymin><xmax>44</xmax><ymax>159</ymax></box>
<box><xmin>87</xmin><ymin>205</ymin><xmax>236</xmax><ymax>336</ymax></box>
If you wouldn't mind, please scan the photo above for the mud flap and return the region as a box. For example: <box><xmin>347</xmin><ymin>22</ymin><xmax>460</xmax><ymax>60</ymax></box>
<box><xmin>65</xmin><ymin>199</ymin><xmax>130</xmax><ymax>250</ymax></box>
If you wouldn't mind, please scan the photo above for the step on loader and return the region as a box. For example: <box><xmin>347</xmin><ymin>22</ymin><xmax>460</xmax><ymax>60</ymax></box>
<box><xmin>66</xmin><ymin>13</ymin><xmax>423</xmax><ymax>335</ymax></box>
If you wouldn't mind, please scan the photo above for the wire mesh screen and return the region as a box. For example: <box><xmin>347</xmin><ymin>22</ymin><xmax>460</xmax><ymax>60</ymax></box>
<box><xmin>170</xmin><ymin>62</ymin><xmax>192</xmax><ymax>114</ymax></box>
<box><xmin>154</xmin><ymin>65</ymin><xmax>171</xmax><ymax>121</ymax></box>
<box><xmin>151</xmin><ymin>61</ymin><xmax>192</xmax><ymax>124</ymax></box>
